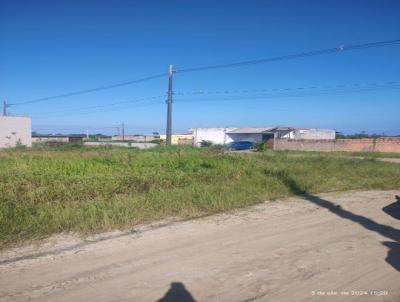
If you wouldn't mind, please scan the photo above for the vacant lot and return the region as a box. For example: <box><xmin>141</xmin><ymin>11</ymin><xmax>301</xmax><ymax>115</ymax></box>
<box><xmin>1</xmin><ymin>145</ymin><xmax>400</xmax><ymax>248</ymax></box>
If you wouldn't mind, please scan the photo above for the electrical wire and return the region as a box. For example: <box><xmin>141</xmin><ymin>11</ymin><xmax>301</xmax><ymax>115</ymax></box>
<box><xmin>30</xmin><ymin>80</ymin><xmax>400</xmax><ymax>118</ymax></box>
<box><xmin>174</xmin><ymin>81</ymin><xmax>400</xmax><ymax>96</ymax></box>
<box><xmin>34</xmin><ymin>94</ymin><xmax>165</xmax><ymax>116</ymax></box>
<box><xmin>12</xmin><ymin>73</ymin><xmax>167</xmax><ymax>106</ymax></box>
<box><xmin>9</xmin><ymin>39</ymin><xmax>400</xmax><ymax>109</ymax></box>
<box><xmin>34</xmin><ymin>99</ymin><xmax>165</xmax><ymax>119</ymax></box>
<box><xmin>175</xmin><ymin>39</ymin><xmax>400</xmax><ymax>73</ymax></box>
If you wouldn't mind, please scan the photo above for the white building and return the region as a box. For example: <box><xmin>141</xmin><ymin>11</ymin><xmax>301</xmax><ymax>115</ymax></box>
<box><xmin>191</xmin><ymin>127</ymin><xmax>335</xmax><ymax>146</ymax></box>
<box><xmin>191</xmin><ymin>128</ymin><xmax>236</xmax><ymax>146</ymax></box>
<box><xmin>0</xmin><ymin>116</ymin><xmax>32</xmax><ymax>148</ymax></box>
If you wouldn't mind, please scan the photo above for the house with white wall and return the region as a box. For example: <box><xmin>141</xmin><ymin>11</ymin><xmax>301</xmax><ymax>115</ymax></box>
<box><xmin>191</xmin><ymin>126</ymin><xmax>335</xmax><ymax>146</ymax></box>
<box><xmin>191</xmin><ymin>128</ymin><xmax>236</xmax><ymax>146</ymax></box>
<box><xmin>0</xmin><ymin>116</ymin><xmax>32</xmax><ymax>148</ymax></box>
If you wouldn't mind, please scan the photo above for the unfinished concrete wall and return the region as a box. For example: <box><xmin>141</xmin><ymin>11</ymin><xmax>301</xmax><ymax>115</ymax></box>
<box><xmin>274</xmin><ymin>138</ymin><xmax>400</xmax><ymax>153</ymax></box>
<box><xmin>293</xmin><ymin>128</ymin><xmax>336</xmax><ymax>140</ymax></box>
<box><xmin>0</xmin><ymin>116</ymin><xmax>32</xmax><ymax>148</ymax></box>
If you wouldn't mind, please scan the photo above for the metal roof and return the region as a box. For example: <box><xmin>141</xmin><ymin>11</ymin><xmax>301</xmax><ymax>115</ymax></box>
<box><xmin>227</xmin><ymin>127</ymin><xmax>275</xmax><ymax>134</ymax></box>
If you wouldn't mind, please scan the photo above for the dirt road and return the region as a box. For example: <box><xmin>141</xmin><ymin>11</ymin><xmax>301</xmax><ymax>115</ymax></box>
<box><xmin>1</xmin><ymin>190</ymin><xmax>399</xmax><ymax>302</ymax></box>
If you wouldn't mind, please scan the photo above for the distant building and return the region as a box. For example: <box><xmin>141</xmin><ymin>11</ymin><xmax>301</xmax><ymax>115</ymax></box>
<box><xmin>32</xmin><ymin>135</ymin><xmax>84</xmax><ymax>143</ymax></box>
<box><xmin>159</xmin><ymin>133</ymin><xmax>194</xmax><ymax>145</ymax></box>
<box><xmin>111</xmin><ymin>135</ymin><xmax>155</xmax><ymax>142</ymax></box>
<box><xmin>191</xmin><ymin>127</ymin><xmax>335</xmax><ymax>146</ymax></box>
<box><xmin>0</xmin><ymin>116</ymin><xmax>32</xmax><ymax>148</ymax></box>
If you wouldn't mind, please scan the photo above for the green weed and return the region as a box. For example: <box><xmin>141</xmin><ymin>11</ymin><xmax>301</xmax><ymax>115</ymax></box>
<box><xmin>0</xmin><ymin>146</ymin><xmax>399</xmax><ymax>248</ymax></box>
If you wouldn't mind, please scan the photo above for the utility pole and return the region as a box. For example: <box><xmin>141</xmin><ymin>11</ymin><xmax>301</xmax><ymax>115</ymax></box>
<box><xmin>121</xmin><ymin>122</ymin><xmax>125</xmax><ymax>141</ymax></box>
<box><xmin>3</xmin><ymin>100</ymin><xmax>9</xmax><ymax>116</ymax></box>
<box><xmin>166</xmin><ymin>64</ymin><xmax>174</xmax><ymax>145</ymax></box>
<box><xmin>86</xmin><ymin>129</ymin><xmax>89</xmax><ymax>140</ymax></box>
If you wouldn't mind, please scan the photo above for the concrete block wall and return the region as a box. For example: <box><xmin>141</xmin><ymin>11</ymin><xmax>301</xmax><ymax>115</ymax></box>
<box><xmin>274</xmin><ymin>138</ymin><xmax>400</xmax><ymax>153</ymax></box>
<box><xmin>374</xmin><ymin>138</ymin><xmax>400</xmax><ymax>152</ymax></box>
<box><xmin>273</xmin><ymin>139</ymin><xmax>335</xmax><ymax>152</ymax></box>
<box><xmin>293</xmin><ymin>128</ymin><xmax>336</xmax><ymax>140</ymax></box>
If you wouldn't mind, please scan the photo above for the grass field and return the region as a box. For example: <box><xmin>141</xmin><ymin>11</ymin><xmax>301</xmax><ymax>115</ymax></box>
<box><xmin>1</xmin><ymin>145</ymin><xmax>400</xmax><ymax>248</ymax></box>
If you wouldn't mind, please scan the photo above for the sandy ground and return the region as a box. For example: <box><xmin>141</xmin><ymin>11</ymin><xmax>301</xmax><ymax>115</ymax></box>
<box><xmin>375</xmin><ymin>157</ymin><xmax>400</xmax><ymax>164</ymax></box>
<box><xmin>1</xmin><ymin>190</ymin><xmax>400</xmax><ymax>302</ymax></box>
<box><xmin>351</xmin><ymin>156</ymin><xmax>400</xmax><ymax>164</ymax></box>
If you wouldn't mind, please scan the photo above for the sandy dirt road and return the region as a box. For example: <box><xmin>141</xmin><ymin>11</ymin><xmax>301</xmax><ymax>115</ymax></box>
<box><xmin>1</xmin><ymin>190</ymin><xmax>399</xmax><ymax>302</ymax></box>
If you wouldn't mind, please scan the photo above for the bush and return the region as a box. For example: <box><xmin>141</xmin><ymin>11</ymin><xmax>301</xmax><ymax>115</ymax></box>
<box><xmin>200</xmin><ymin>140</ymin><xmax>213</xmax><ymax>147</ymax></box>
<box><xmin>255</xmin><ymin>141</ymin><xmax>266</xmax><ymax>152</ymax></box>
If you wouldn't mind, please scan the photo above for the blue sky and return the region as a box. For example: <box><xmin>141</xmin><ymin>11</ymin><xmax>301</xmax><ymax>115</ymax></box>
<box><xmin>1</xmin><ymin>0</ymin><xmax>399</xmax><ymax>135</ymax></box>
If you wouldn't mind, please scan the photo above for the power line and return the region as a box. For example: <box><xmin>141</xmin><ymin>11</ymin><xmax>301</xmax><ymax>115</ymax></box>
<box><xmin>174</xmin><ymin>82</ymin><xmax>400</xmax><ymax>104</ymax></box>
<box><xmin>12</xmin><ymin>73</ymin><xmax>167</xmax><ymax>106</ymax></box>
<box><xmin>175</xmin><ymin>88</ymin><xmax>397</xmax><ymax>104</ymax></box>
<box><xmin>34</xmin><ymin>99</ymin><xmax>165</xmax><ymax>119</ymax></box>
<box><xmin>174</xmin><ymin>81</ymin><xmax>400</xmax><ymax>96</ymax></box>
<box><xmin>14</xmin><ymin>39</ymin><xmax>399</xmax><ymax>107</ymax></box>
<box><xmin>33</xmin><ymin>94</ymin><xmax>165</xmax><ymax>116</ymax></box>
<box><xmin>30</xmin><ymin>80</ymin><xmax>400</xmax><ymax>118</ymax></box>
<box><xmin>175</xmin><ymin>39</ymin><xmax>400</xmax><ymax>73</ymax></box>
<box><xmin>32</xmin><ymin>125</ymin><xmax>188</xmax><ymax>133</ymax></box>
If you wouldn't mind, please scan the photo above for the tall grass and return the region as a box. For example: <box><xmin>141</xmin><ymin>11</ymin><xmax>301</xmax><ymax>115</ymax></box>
<box><xmin>1</xmin><ymin>145</ymin><xmax>399</xmax><ymax>248</ymax></box>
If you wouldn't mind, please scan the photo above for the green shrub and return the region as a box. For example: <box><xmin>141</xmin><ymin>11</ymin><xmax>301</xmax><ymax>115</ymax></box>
<box><xmin>254</xmin><ymin>141</ymin><xmax>266</xmax><ymax>152</ymax></box>
<box><xmin>200</xmin><ymin>140</ymin><xmax>213</xmax><ymax>147</ymax></box>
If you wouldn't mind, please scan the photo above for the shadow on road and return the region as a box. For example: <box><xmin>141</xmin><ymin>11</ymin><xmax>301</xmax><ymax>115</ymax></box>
<box><xmin>156</xmin><ymin>282</ymin><xmax>197</xmax><ymax>302</ymax></box>
<box><xmin>268</xmin><ymin>170</ymin><xmax>400</xmax><ymax>272</ymax></box>
<box><xmin>383</xmin><ymin>196</ymin><xmax>400</xmax><ymax>220</ymax></box>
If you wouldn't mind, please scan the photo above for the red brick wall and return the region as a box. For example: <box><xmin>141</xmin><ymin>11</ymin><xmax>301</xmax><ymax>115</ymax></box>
<box><xmin>274</xmin><ymin>138</ymin><xmax>400</xmax><ymax>153</ymax></box>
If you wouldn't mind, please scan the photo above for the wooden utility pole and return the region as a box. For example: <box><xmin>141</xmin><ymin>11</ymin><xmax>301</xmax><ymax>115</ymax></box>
<box><xmin>166</xmin><ymin>64</ymin><xmax>173</xmax><ymax>145</ymax></box>
<box><xmin>122</xmin><ymin>122</ymin><xmax>125</xmax><ymax>141</ymax></box>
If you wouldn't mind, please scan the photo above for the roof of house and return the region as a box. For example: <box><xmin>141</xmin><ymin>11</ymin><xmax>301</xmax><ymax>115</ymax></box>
<box><xmin>227</xmin><ymin>127</ymin><xmax>298</xmax><ymax>134</ymax></box>
<box><xmin>273</xmin><ymin>126</ymin><xmax>295</xmax><ymax>131</ymax></box>
<box><xmin>227</xmin><ymin>127</ymin><xmax>274</xmax><ymax>134</ymax></box>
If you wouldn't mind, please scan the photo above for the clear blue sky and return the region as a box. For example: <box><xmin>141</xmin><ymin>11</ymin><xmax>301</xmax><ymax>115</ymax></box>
<box><xmin>1</xmin><ymin>0</ymin><xmax>399</xmax><ymax>135</ymax></box>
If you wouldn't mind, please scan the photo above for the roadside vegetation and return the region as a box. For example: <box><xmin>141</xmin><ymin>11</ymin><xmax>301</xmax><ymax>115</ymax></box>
<box><xmin>1</xmin><ymin>144</ymin><xmax>400</xmax><ymax>248</ymax></box>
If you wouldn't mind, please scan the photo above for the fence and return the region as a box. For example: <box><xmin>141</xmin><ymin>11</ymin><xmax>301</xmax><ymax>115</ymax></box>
<box><xmin>273</xmin><ymin>138</ymin><xmax>400</xmax><ymax>153</ymax></box>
